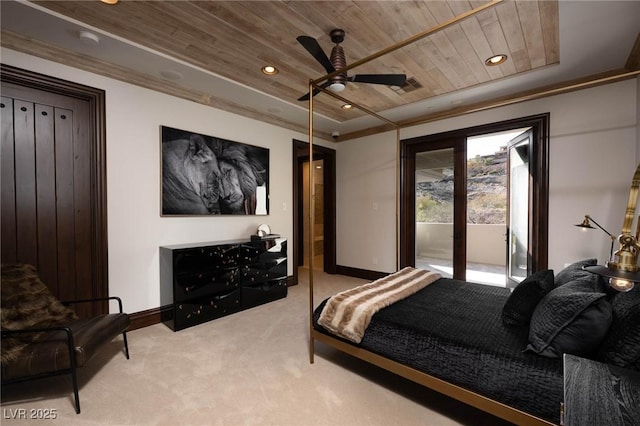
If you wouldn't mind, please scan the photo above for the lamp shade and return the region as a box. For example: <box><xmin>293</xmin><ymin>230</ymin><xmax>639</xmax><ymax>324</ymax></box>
<box><xmin>575</xmin><ymin>214</ymin><xmax>615</xmax><ymax>260</ymax></box>
<box><xmin>575</xmin><ymin>216</ymin><xmax>595</xmax><ymax>229</ymax></box>
<box><xmin>583</xmin><ymin>265</ymin><xmax>638</xmax><ymax>292</ymax></box>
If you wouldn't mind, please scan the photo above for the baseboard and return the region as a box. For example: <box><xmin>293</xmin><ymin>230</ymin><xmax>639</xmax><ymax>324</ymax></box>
<box><xmin>335</xmin><ymin>265</ymin><xmax>387</xmax><ymax>281</ymax></box>
<box><xmin>128</xmin><ymin>305</ymin><xmax>171</xmax><ymax>331</ymax></box>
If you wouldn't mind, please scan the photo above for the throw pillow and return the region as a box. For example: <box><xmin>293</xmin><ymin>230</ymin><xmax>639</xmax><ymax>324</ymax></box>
<box><xmin>595</xmin><ymin>287</ymin><xmax>640</xmax><ymax>369</ymax></box>
<box><xmin>554</xmin><ymin>258</ymin><xmax>597</xmax><ymax>287</ymax></box>
<box><xmin>502</xmin><ymin>269</ymin><xmax>555</xmax><ymax>326</ymax></box>
<box><xmin>526</xmin><ymin>279</ymin><xmax>612</xmax><ymax>358</ymax></box>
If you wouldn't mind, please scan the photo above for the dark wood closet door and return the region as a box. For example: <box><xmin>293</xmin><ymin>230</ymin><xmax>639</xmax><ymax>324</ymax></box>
<box><xmin>1</xmin><ymin>75</ymin><xmax>105</xmax><ymax>318</ymax></box>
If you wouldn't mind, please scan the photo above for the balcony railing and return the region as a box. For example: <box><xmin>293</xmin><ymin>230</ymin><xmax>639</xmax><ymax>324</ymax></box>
<box><xmin>416</xmin><ymin>222</ymin><xmax>506</xmax><ymax>286</ymax></box>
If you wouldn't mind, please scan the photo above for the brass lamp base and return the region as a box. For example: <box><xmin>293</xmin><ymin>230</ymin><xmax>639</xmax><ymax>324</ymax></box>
<box><xmin>582</xmin><ymin>163</ymin><xmax>640</xmax><ymax>292</ymax></box>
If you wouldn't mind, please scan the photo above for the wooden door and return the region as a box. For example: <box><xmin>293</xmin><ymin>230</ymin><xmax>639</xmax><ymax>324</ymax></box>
<box><xmin>0</xmin><ymin>65</ymin><xmax>107</xmax><ymax>317</ymax></box>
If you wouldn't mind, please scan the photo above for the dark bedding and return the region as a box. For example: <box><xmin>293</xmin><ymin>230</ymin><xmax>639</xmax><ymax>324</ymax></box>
<box><xmin>313</xmin><ymin>277</ymin><xmax>563</xmax><ymax>424</ymax></box>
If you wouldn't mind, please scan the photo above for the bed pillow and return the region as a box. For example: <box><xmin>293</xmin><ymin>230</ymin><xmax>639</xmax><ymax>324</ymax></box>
<box><xmin>502</xmin><ymin>269</ymin><xmax>555</xmax><ymax>327</ymax></box>
<box><xmin>594</xmin><ymin>287</ymin><xmax>640</xmax><ymax>369</ymax></box>
<box><xmin>554</xmin><ymin>258</ymin><xmax>597</xmax><ymax>287</ymax></box>
<box><xmin>526</xmin><ymin>279</ymin><xmax>612</xmax><ymax>358</ymax></box>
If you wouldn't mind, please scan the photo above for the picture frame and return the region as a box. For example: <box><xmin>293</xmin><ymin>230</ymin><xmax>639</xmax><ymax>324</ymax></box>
<box><xmin>160</xmin><ymin>126</ymin><xmax>269</xmax><ymax>216</ymax></box>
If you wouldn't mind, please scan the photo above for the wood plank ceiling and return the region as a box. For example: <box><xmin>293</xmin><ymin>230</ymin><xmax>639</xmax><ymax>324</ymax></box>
<box><xmin>29</xmin><ymin>0</ymin><xmax>559</xmax><ymax>124</ymax></box>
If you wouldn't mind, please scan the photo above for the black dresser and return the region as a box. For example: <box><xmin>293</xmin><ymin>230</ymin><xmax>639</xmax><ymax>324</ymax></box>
<box><xmin>160</xmin><ymin>237</ymin><xmax>287</xmax><ymax>331</ymax></box>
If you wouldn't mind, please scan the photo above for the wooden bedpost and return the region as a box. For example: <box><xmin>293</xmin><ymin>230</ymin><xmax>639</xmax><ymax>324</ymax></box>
<box><xmin>396</xmin><ymin>126</ymin><xmax>401</xmax><ymax>271</ymax></box>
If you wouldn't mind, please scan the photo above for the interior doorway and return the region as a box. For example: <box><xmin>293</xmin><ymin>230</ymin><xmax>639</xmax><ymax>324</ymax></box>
<box><xmin>302</xmin><ymin>159</ymin><xmax>325</xmax><ymax>269</ymax></box>
<box><xmin>292</xmin><ymin>140</ymin><xmax>336</xmax><ymax>285</ymax></box>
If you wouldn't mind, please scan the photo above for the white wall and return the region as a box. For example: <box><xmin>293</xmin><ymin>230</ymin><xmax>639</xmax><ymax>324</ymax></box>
<box><xmin>1</xmin><ymin>48</ymin><xmax>332</xmax><ymax>314</ymax></box>
<box><xmin>337</xmin><ymin>79</ymin><xmax>639</xmax><ymax>274</ymax></box>
<box><xmin>336</xmin><ymin>134</ymin><xmax>398</xmax><ymax>271</ymax></box>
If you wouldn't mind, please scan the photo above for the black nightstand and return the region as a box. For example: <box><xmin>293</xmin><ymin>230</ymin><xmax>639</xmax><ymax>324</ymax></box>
<box><xmin>563</xmin><ymin>354</ymin><xmax>640</xmax><ymax>425</ymax></box>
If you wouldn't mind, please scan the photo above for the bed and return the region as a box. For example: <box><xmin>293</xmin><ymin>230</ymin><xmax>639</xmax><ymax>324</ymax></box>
<box><xmin>309</xmin><ymin>262</ymin><xmax>640</xmax><ymax>426</ymax></box>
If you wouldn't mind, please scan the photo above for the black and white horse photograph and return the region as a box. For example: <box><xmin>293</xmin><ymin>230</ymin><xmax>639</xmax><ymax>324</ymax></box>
<box><xmin>161</xmin><ymin>126</ymin><xmax>268</xmax><ymax>216</ymax></box>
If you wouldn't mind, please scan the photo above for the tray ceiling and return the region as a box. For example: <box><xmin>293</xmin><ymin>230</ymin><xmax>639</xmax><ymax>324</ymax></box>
<box><xmin>1</xmin><ymin>0</ymin><xmax>639</xmax><ymax>140</ymax></box>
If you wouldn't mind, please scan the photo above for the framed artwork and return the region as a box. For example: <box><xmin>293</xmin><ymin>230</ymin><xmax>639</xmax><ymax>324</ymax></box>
<box><xmin>161</xmin><ymin>126</ymin><xmax>269</xmax><ymax>216</ymax></box>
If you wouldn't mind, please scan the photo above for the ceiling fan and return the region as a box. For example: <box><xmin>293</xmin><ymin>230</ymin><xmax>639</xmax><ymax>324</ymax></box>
<box><xmin>297</xmin><ymin>29</ymin><xmax>407</xmax><ymax>101</ymax></box>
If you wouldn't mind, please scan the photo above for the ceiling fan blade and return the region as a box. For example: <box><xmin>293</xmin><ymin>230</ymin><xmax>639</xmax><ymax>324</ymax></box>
<box><xmin>297</xmin><ymin>91</ymin><xmax>316</xmax><ymax>101</ymax></box>
<box><xmin>297</xmin><ymin>81</ymin><xmax>332</xmax><ymax>101</ymax></box>
<box><xmin>297</xmin><ymin>35</ymin><xmax>335</xmax><ymax>74</ymax></box>
<box><xmin>348</xmin><ymin>74</ymin><xmax>407</xmax><ymax>86</ymax></box>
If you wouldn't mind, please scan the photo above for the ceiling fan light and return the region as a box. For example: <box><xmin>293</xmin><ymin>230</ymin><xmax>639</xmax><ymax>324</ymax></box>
<box><xmin>328</xmin><ymin>82</ymin><xmax>345</xmax><ymax>93</ymax></box>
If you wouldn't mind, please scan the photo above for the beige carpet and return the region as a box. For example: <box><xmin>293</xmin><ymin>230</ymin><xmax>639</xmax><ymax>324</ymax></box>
<box><xmin>1</xmin><ymin>269</ymin><xmax>512</xmax><ymax>426</ymax></box>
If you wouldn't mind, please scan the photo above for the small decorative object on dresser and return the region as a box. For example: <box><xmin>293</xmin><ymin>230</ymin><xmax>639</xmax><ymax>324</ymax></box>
<box><xmin>255</xmin><ymin>223</ymin><xmax>271</xmax><ymax>237</ymax></box>
<box><xmin>160</xmin><ymin>237</ymin><xmax>287</xmax><ymax>331</ymax></box>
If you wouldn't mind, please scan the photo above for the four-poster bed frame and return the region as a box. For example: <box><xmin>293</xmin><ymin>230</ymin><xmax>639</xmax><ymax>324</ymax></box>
<box><xmin>304</xmin><ymin>1</ymin><xmax>555</xmax><ymax>425</ymax></box>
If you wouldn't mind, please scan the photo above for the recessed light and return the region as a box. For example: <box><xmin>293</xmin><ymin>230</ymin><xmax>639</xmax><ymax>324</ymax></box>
<box><xmin>78</xmin><ymin>31</ymin><xmax>100</xmax><ymax>46</ymax></box>
<box><xmin>261</xmin><ymin>66</ymin><xmax>279</xmax><ymax>75</ymax></box>
<box><xmin>341</xmin><ymin>104</ymin><xmax>352</xmax><ymax>110</ymax></box>
<box><xmin>100</xmin><ymin>0</ymin><xmax>118</xmax><ymax>4</ymax></box>
<box><xmin>485</xmin><ymin>54</ymin><xmax>508</xmax><ymax>66</ymax></box>
<box><xmin>160</xmin><ymin>70</ymin><xmax>184</xmax><ymax>81</ymax></box>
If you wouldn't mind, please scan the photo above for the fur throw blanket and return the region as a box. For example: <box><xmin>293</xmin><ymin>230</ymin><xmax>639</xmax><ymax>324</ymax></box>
<box><xmin>318</xmin><ymin>267</ymin><xmax>441</xmax><ymax>343</ymax></box>
<box><xmin>1</xmin><ymin>264</ymin><xmax>78</xmax><ymax>364</ymax></box>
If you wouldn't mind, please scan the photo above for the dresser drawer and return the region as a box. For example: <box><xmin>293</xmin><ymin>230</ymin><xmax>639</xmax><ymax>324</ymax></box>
<box><xmin>240</xmin><ymin>258</ymin><xmax>287</xmax><ymax>284</ymax></box>
<box><xmin>241</xmin><ymin>238</ymin><xmax>287</xmax><ymax>263</ymax></box>
<box><xmin>173</xmin><ymin>288</ymin><xmax>242</xmax><ymax>329</ymax></box>
<box><xmin>174</xmin><ymin>244</ymin><xmax>241</xmax><ymax>272</ymax></box>
<box><xmin>174</xmin><ymin>267</ymin><xmax>239</xmax><ymax>300</ymax></box>
<box><xmin>242</xmin><ymin>278</ymin><xmax>287</xmax><ymax>309</ymax></box>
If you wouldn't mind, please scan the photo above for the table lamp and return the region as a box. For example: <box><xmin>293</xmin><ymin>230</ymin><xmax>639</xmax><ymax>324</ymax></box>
<box><xmin>583</xmin><ymin>164</ymin><xmax>640</xmax><ymax>292</ymax></box>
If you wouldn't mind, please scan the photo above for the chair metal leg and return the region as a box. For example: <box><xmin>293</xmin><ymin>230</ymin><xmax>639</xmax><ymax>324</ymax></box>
<box><xmin>70</xmin><ymin>367</ymin><xmax>81</xmax><ymax>414</ymax></box>
<box><xmin>122</xmin><ymin>331</ymin><xmax>130</xmax><ymax>359</ymax></box>
<box><xmin>63</xmin><ymin>327</ymin><xmax>81</xmax><ymax>414</ymax></box>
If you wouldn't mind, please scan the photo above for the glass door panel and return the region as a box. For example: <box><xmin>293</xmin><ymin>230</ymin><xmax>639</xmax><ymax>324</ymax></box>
<box><xmin>507</xmin><ymin>131</ymin><xmax>532</xmax><ymax>284</ymax></box>
<box><xmin>466</xmin><ymin>135</ymin><xmax>508</xmax><ymax>286</ymax></box>
<box><xmin>415</xmin><ymin>149</ymin><xmax>454</xmax><ymax>277</ymax></box>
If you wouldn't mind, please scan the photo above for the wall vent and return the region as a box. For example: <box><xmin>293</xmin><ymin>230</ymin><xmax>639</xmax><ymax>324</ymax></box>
<box><xmin>390</xmin><ymin>77</ymin><xmax>423</xmax><ymax>94</ymax></box>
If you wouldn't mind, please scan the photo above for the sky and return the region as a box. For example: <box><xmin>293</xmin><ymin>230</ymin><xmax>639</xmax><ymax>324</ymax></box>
<box><xmin>466</xmin><ymin>129</ymin><xmax>528</xmax><ymax>159</ymax></box>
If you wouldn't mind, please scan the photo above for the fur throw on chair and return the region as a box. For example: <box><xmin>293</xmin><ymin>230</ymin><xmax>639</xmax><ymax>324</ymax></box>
<box><xmin>1</xmin><ymin>264</ymin><xmax>78</xmax><ymax>363</ymax></box>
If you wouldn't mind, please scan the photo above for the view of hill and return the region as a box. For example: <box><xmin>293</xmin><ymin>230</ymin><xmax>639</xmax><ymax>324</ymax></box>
<box><xmin>416</xmin><ymin>152</ymin><xmax>507</xmax><ymax>224</ymax></box>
